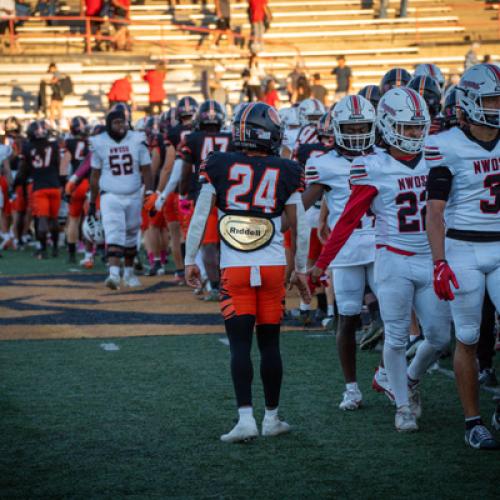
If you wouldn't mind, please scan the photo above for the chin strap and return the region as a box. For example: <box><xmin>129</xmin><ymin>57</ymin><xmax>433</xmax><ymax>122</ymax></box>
<box><xmin>184</xmin><ymin>183</ymin><xmax>215</xmax><ymax>266</ymax></box>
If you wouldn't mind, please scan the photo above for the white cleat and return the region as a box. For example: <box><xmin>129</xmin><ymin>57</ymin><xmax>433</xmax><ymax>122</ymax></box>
<box><xmin>372</xmin><ymin>367</ymin><xmax>395</xmax><ymax>404</ymax></box>
<box><xmin>220</xmin><ymin>418</ymin><xmax>259</xmax><ymax>443</ymax></box>
<box><xmin>339</xmin><ymin>389</ymin><xmax>363</xmax><ymax>411</ymax></box>
<box><xmin>395</xmin><ymin>405</ymin><xmax>419</xmax><ymax>432</ymax></box>
<box><xmin>123</xmin><ymin>275</ymin><xmax>142</xmax><ymax>288</ymax></box>
<box><xmin>408</xmin><ymin>384</ymin><xmax>422</xmax><ymax>419</ymax></box>
<box><xmin>261</xmin><ymin>416</ymin><xmax>291</xmax><ymax>437</ymax></box>
<box><xmin>104</xmin><ymin>275</ymin><xmax>121</xmax><ymax>290</ymax></box>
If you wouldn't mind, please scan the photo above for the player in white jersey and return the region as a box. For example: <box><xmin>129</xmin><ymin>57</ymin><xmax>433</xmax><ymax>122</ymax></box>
<box><xmin>303</xmin><ymin>95</ymin><xmax>377</xmax><ymax>410</ymax></box>
<box><xmin>426</xmin><ymin>63</ymin><xmax>500</xmax><ymax>450</ymax></box>
<box><xmin>309</xmin><ymin>88</ymin><xmax>451</xmax><ymax>432</ymax></box>
<box><xmin>89</xmin><ymin>109</ymin><xmax>153</xmax><ymax>290</ymax></box>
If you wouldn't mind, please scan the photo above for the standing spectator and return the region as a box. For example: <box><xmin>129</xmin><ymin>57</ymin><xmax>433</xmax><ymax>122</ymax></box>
<box><xmin>464</xmin><ymin>42</ymin><xmax>480</xmax><ymax>71</ymax></box>
<box><xmin>110</xmin><ymin>0</ymin><xmax>132</xmax><ymax>51</ymax></box>
<box><xmin>377</xmin><ymin>0</ymin><xmax>407</xmax><ymax>18</ymax></box>
<box><xmin>310</xmin><ymin>73</ymin><xmax>328</xmax><ymax>106</ymax></box>
<box><xmin>286</xmin><ymin>60</ymin><xmax>306</xmax><ymax>102</ymax></box>
<box><xmin>246</xmin><ymin>54</ymin><xmax>265</xmax><ymax>101</ymax></box>
<box><xmin>84</xmin><ymin>0</ymin><xmax>104</xmax><ymax>52</ymax></box>
<box><xmin>331</xmin><ymin>55</ymin><xmax>351</xmax><ymax>102</ymax></box>
<box><xmin>214</xmin><ymin>0</ymin><xmax>233</xmax><ymax>47</ymax></box>
<box><xmin>248</xmin><ymin>0</ymin><xmax>270</xmax><ymax>54</ymax></box>
<box><xmin>262</xmin><ymin>78</ymin><xmax>279</xmax><ymax>108</ymax></box>
<box><xmin>209</xmin><ymin>64</ymin><xmax>228</xmax><ymax>107</ymax></box>
<box><xmin>46</xmin><ymin>62</ymin><xmax>64</xmax><ymax>127</ymax></box>
<box><xmin>108</xmin><ymin>73</ymin><xmax>134</xmax><ymax>109</ymax></box>
<box><xmin>294</xmin><ymin>74</ymin><xmax>311</xmax><ymax>103</ymax></box>
<box><xmin>141</xmin><ymin>62</ymin><xmax>167</xmax><ymax>115</ymax></box>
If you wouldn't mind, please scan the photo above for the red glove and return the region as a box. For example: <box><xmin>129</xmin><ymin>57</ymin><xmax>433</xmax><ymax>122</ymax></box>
<box><xmin>433</xmin><ymin>259</ymin><xmax>459</xmax><ymax>301</ymax></box>
<box><xmin>307</xmin><ymin>273</ymin><xmax>329</xmax><ymax>294</ymax></box>
<box><xmin>143</xmin><ymin>191</ymin><xmax>158</xmax><ymax>216</ymax></box>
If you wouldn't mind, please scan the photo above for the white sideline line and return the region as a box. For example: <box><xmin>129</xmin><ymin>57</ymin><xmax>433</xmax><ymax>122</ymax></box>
<box><xmin>218</xmin><ymin>337</ymin><xmax>229</xmax><ymax>346</ymax></box>
<box><xmin>100</xmin><ymin>342</ymin><xmax>120</xmax><ymax>351</ymax></box>
<box><xmin>436</xmin><ymin>366</ymin><xmax>500</xmax><ymax>397</ymax></box>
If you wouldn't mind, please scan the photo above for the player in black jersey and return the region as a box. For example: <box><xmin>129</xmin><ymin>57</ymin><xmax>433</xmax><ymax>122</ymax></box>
<box><xmin>179</xmin><ymin>100</ymin><xmax>233</xmax><ymax>299</ymax></box>
<box><xmin>61</xmin><ymin>116</ymin><xmax>89</xmax><ymax>262</ymax></box>
<box><xmin>19</xmin><ymin>120</ymin><xmax>62</xmax><ymax>259</ymax></box>
<box><xmin>184</xmin><ymin>102</ymin><xmax>310</xmax><ymax>443</ymax></box>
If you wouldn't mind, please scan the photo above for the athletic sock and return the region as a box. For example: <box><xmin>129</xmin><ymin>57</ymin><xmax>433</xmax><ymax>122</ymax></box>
<box><xmin>123</xmin><ymin>266</ymin><xmax>133</xmax><ymax>279</ymax></box>
<box><xmin>238</xmin><ymin>406</ymin><xmax>254</xmax><ymax>422</ymax></box>
<box><xmin>109</xmin><ymin>265</ymin><xmax>120</xmax><ymax>278</ymax></box>
<box><xmin>465</xmin><ymin>416</ymin><xmax>483</xmax><ymax>430</ymax></box>
<box><xmin>147</xmin><ymin>252</ymin><xmax>155</xmax><ymax>267</ymax></box>
<box><xmin>85</xmin><ymin>251</ymin><xmax>93</xmax><ymax>260</ymax></box>
<box><xmin>264</xmin><ymin>407</ymin><xmax>278</xmax><ymax>420</ymax></box>
<box><xmin>300</xmin><ymin>301</ymin><xmax>311</xmax><ymax>312</ymax></box>
<box><xmin>327</xmin><ymin>304</ymin><xmax>335</xmax><ymax>317</ymax></box>
<box><xmin>346</xmin><ymin>382</ymin><xmax>359</xmax><ymax>392</ymax></box>
<box><xmin>384</xmin><ymin>344</ymin><xmax>409</xmax><ymax>407</ymax></box>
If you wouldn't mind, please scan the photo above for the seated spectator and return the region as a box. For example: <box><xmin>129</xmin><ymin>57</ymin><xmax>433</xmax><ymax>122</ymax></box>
<box><xmin>108</xmin><ymin>73</ymin><xmax>134</xmax><ymax>109</ymax></box>
<box><xmin>34</xmin><ymin>0</ymin><xmax>57</xmax><ymax>26</ymax></box>
<box><xmin>84</xmin><ymin>0</ymin><xmax>105</xmax><ymax>52</ymax></box>
<box><xmin>0</xmin><ymin>0</ymin><xmax>21</xmax><ymax>53</ymax></box>
<box><xmin>262</xmin><ymin>78</ymin><xmax>279</xmax><ymax>108</ymax></box>
<box><xmin>110</xmin><ymin>0</ymin><xmax>132</xmax><ymax>51</ymax></box>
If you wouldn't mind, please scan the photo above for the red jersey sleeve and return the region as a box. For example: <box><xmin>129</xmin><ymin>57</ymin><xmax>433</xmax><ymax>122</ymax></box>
<box><xmin>315</xmin><ymin>184</ymin><xmax>378</xmax><ymax>270</ymax></box>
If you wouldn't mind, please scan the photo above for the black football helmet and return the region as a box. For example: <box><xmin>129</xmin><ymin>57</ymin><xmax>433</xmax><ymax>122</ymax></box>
<box><xmin>145</xmin><ymin>116</ymin><xmax>161</xmax><ymax>138</ymax></box>
<box><xmin>358</xmin><ymin>85</ymin><xmax>381</xmax><ymax>110</ymax></box>
<box><xmin>316</xmin><ymin>111</ymin><xmax>334</xmax><ymax>139</ymax></box>
<box><xmin>176</xmin><ymin>96</ymin><xmax>199</xmax><ymax>120</ymax></box>
<box><xmin>407</xmin><ymin>75</ymin><xmax>442</xmax><ymax>119</ymax></box>
<box><xmin>443</xmin><ymin>87</ymin><xmax>459</xmax><ymax>129</ymax></box>
<box><xmin>232</xmin><ymin>102</ymin><xmax>282</xmax><ymax>154</ymax></box>
<box><xmin>110</xmin><ymin>102</ymin><xmax>131</xmax><ymax>127</ymax></box>
<box><xmin>4</xmin><ymin>116</ymin><xmax>21</xmax><ymax>135</ymax></box>
<box><xmin>196</xmin><ymin>100</ymin><xmax>225</xmax><ymax>130</ymax></box>
<box><xmin>380</xmin><ymin>68</ymin><xmax>412</xmax><ymax>95</ymax></box>
<box><xmin>159</xmin><ymin>108</ymin><xmax>177</xmax><ymax>134</ymax></box>
<box><xmin>27</xmin><ymin>120</ymin><xmax>50</xmax><ymax>141</ymax></box>
<box><xmin>70</xmin><ymin>116</ymin><xmax>88</xmax><ymax>137</ymax></box>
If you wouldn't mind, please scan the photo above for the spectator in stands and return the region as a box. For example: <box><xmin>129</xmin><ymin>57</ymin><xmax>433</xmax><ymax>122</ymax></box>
<box><xmin>294</xmin><ymin>74</ymin><xmax>311</xmax><ymax>103</ymax></box>
<box><xmin>464</xmin><ymin>42</ymin><xmax>480</xmax><ymax>70</ymax></box>
<box><xmin>483</xmin><ymin>54</ymin><xmax>492</xmax><ymax>64</ymax></box>
<box><xmin>377</xmin><ymin>0</ymin><xmax>407</xmax><ymax>18</ymax></box>
<box><xmin>214</xmin><ymin>0</ymin><xmax>233</xmax><ymax>47</ymax></box>
<box><xmin>262</xmin><ymin>77</ymin><xmax>279</xmax><ymax>108</ymax></box>
<box><xmin>209</xmin><ymin>64</ymin><xmax>228</xmax><ymax>107</ymax></box>
<box><xmin>331</xmin><ymin>55</ymin><xmax>351</xmax><ymax>101</ymax></box>
<box><xmin>110</xmin><ymin>0</ymin><xmax>132</xmax><ymax>51</ymax></box>
<box><xmin>245</xmin><ymin>54</ymin><xmax>265</xmax><ymax>101</ymax></box>
<box><xmin>248</xmin><ymin>0</ymin><xmax>270</xmax><ymax>54</ymax></box>
<box><xmin>310</xmin><ymin>73</ymin><xmax>328</xmax><ymax>106</ymax></box>
<box><xmin>108</xmin><ymin>74</ymin><xmax>134</xmax><ymax>109</ymax></box>
<box><xmin>445</xmin><ymin>72</ymin><xmax>460</xmax><ymax>93</ymax></box>
<box><xmin>0</xmin><ymin>0</ymin><xmax>20</xmax><ymax>54</ymax></box>
<box><xmin>286</xmin><ymin>60</ymin><xmax>306</xmax><ymax>102</ymax></box>
<box><xmin>46</xmin><ymin>62</ymin><xmax>64</xmax><ymax>127</ymax></box>
<box><xmin>84</xmin><ymin>0</ymin><xmax>105</xmax><ymax>52</ymax></box>
<box><xmin>141</xmin><ymin>62</ymin><xmax>167</xmax><ymax>115</ymax></box>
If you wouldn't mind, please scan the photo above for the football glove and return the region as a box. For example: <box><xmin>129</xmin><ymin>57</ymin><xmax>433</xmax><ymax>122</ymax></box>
<box><xmin>143</xmin><ymin>191</ymin><xmax>158</xmax><ymax>216</ymax></box>
<box><xmin>433</xmin><ymin>259</ymin><xmax>459</xmax><ymax>301</ymax></box>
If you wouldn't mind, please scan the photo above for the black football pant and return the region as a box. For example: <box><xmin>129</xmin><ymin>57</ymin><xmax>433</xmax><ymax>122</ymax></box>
<box><xmin>477</xmin><ymin>291</ymin><xmax>496</xmax><ymax>371</ymax></box>
<box><xmin>225</xmin><ymin>315</ymin><xmax>282</xmax><ymax>409</ymax></box>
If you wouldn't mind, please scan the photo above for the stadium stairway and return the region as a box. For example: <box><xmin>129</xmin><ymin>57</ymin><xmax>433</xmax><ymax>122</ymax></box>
<box><xmin>0</xmin><ymin>0</ymin><xmax>499</xmax><ymax>122</ymax></box>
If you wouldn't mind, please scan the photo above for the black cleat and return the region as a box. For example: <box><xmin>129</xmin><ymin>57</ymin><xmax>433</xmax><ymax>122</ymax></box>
<box><xmin>464</xmin><ymin>425</ymin><xmax>499</xmax><ymax>450</ymax></box>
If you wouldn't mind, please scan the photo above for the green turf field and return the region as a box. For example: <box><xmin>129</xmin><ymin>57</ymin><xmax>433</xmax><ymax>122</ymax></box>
<box><xmin>0</xmin><ymin>249</ymin><xmax>498</xmax><ymax>498</ymax></box>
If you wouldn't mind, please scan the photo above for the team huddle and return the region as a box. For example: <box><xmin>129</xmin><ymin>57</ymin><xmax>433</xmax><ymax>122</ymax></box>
<box><xmin>0</xmin><ymin>62</ymin><xmax>499</xmax><ymax>449</ymax></box>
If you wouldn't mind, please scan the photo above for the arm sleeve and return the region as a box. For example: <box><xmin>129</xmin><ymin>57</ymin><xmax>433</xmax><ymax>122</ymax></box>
<box><xmin>74</xmin><ymin>152</ymin><xmax>92</xmax><ymax>181</ymax></box>
<box><xmin>184</xmin><ymin>183</ymin><xmax>216</xmax><ymax>266</ymax></box>
<box><xmin>426</xmin><ymin>166</ymin><xmax>453</xmax><ymax>201</ymax></box>
<box><xmin>139</xmin><ymin>139</ymin><xmax>151</xmax><ymax>167</ymax></box>
<box><xmin>315</xmin><ymin>184</ymin><xmax>378</xmax><ymax>270</ymax></box>
<box><xmin>89</xmin><ymin>139</ymin><xmax>102</xmax><ymax>170</ymax></box>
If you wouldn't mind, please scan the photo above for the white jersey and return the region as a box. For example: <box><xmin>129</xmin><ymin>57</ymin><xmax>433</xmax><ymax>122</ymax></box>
<box><xmin>281</xmin><ymin>127</ymin><xmax>299</xmax><ymax>153</ymax></box>
<box><xmin>350</xmin><ymin>149</ymin><xmax>430</xmax><ymax>255</ymax></box>
<box><xmin>306</xmin><ymin>149</ymin><xmax>375</xmax><ymax>267</ymax></box>
<box><xmin>90</xmin><ymin>131</ymin><xmax>151</xmax><ymax>195</ymax></box>
<box><xmin>425</xmin><ymin>127</ymin><xmax>500</xmax><ymax>233</ymax></box>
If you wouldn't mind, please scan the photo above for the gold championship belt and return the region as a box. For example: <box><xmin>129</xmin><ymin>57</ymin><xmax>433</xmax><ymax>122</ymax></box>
<box><xmin>218</xmin><ymin>214</ymin><xmax>275</xmax><ymax>252</ymax></box>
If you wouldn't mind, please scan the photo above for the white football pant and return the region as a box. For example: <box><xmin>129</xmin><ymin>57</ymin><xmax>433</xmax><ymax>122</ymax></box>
<box><xmin>333</xmin><ymin>264</ymin><xmax>375</xmax><ymax>316</ymax></box>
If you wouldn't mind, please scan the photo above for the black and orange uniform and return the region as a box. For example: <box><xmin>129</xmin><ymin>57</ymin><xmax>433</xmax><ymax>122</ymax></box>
<box><xmin>145</xmin><ymin>132</ymin><xmax>168</xmax><ymax>229</ymax></box>
<box><xmin>23</xmin><ymin>139</ymin><xmax>61</xmax><ymax>218</ymax></box>
<box><xmin>200</xmin><ymin>150</ymin><xmax>303</xmax><ymax>325</ymax></box>
<box><xmin>65</xmin><ymin>136</ymin><xmax>89</xmax><ymax>218</ymax></box>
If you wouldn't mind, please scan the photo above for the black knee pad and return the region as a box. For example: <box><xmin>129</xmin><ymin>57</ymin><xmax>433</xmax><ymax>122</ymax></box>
<box><xmin>124</xmin><ymin>246</ymin><xmax>137</xmax><ymax>259</ymax></box>
<box><xmin>107</xmin><ymin>245</ymin><xmax>124</xmax><ymax>259</ymax></box>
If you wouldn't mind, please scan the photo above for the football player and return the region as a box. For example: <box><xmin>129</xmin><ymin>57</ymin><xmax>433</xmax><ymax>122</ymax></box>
<box><xmin>358</xmin><ymin>85</ymin><xmax>381</xmax><ymax>110</ymax></box>
<box><xmin>18</xmin><ymin>120</ymin><xmax>62</xmax><ymax>259</ymax></box>
<box><xmin>413</xmin><ymin>63</ymin><xmax>445</xmax><ymax>92</ymax></box>
<box><xmin>184</xmin><ymin>102</ymin><xmax>311</xmax><ymax>443</ymax></box>
<box><xmin>379</xmin><ymin>68</ymin><xmax>412</xmax><ymax>95</ymax></box>
<box><xmin>407</xmin><ymin>75</ymin><xmax>443</xmax><ymax>134</ymax></box>
<box><xmin>303</xmin><ymin>95</ymin><xmax>377</xmax><ymax>410</ymax></box>
<box><xmin>310</xmin><ymin>88</ymin><xmax>451</xmax><ymax>432</ymax></box>
<box><xmin>425</xmin><ymin>63</ymin><xmax>500</xmax><ymax>449</ymax></box>
<box><xmin>279</xmin><ymin>106</ymin><xmax>301</xmax><ymax>158</ymax></box>
<box><xmin>89</xmin><ymin>108</ymin><xmax>153</xmax><ymax>289</ymax></box>
<box><xmin>61</xmin><ymin>116</ymin><xmax>89</xmax><ymax>263</ymax></box>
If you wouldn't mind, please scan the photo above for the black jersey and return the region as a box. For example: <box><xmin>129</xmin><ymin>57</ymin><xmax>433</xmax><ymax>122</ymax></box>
<box><xmin>200</xmin><ymin>151</ymin><xmax>304</xmax><ymax>218</ymax></box>
<box><xmin>295</xmin><ymin>142</ymin><xmax>331</xmax><ymax>168</ymax></box>
<box><xmin>181</xmin><ymin>130</ymin><xmax>233</xmax><ymax>199</ymax></box>
<box><xmin>167</xmin><ymin>123</ymin><xmax>194</xmax><ymax>151</ymax></box>
<box><xmin>65</xmin><ymin>137</ymin><xmax>89</xmax><ymax>175</ymax></box>
<box><xmin>22</xmin><ymin>140</ymin><xmax>61</xmax><ymax>191</ymax></box>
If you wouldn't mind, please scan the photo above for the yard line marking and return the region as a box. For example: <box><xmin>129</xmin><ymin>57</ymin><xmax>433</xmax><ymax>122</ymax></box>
<box><xmin>100</xmin><ymin>342</ymin><xmax>120</xmax><ymax>351</ymax></box>
<box><xmin>218</xmin><ymin>338</ymin><xmax>229</xmax><ymax>346</ymax></box>
<box><xmin>306</xmin><ymin>334</ymin><xmax>331</xmax><ymax>338</ymax></box>
<box><xmin>436</xmin><ymin>366</ymin><xmax>500</xmax><ymax>397</ymax></box>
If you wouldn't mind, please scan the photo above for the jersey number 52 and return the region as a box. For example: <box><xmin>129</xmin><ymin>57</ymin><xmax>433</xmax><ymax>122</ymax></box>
<box><xmin>109</xmin><ymin>153</ymin><xmax>133</xmax><ymax>176</ymax></box>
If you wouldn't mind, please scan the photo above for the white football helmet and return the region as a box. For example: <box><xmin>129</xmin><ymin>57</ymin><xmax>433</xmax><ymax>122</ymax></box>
<box><xmin>457</xmin><ymin>63</ymin><xmax>500</xmax><ymax>128</ymax></box>
<box><xmin>279</xmin><ymin>106</ymin><xmax>300</xmax><ymax>128</ymax></box>
<box><xmin>414</xmin><ymin>63</ymin><xmax>445</xmax><ymax>90</ymax></box>
<box><xmin>83</xmin><ymin>216</ymin><xmax>105</xmax><ymax>244</ymax></box>
<box><xmin>297</xmin><ymin>98</ymin><xmax>325</xmax><ymax>126</ymax></box>
<box><xmin>332</xmin><ymin>95</ymin><xmax>376</xmax><ymax>152</ymax></box>
<box><xmin>377</xmin><ymin>87</ymin><xmax>430</xmax><ymax>153</ymax></box>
